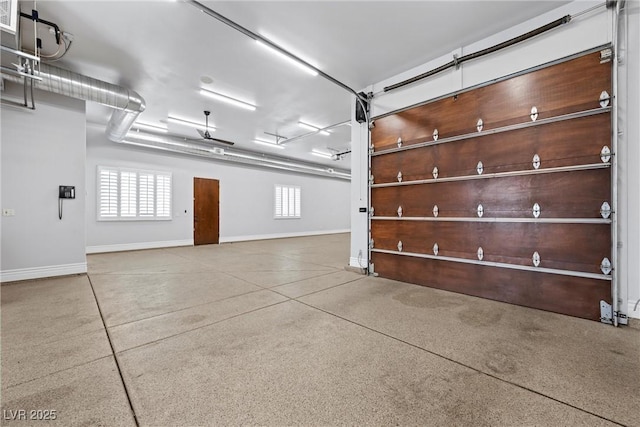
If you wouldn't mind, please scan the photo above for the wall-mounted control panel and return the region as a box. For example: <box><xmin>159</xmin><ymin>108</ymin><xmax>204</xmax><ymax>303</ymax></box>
<box><xmin>59</xmin><ymin>186</ymin><xmax>75</xmax><ymax>199</ymax></box>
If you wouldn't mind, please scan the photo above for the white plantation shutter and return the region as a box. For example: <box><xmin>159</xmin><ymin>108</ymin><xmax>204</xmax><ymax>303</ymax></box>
<box><xmin>97</xmin><ymin>166</ymin><xmax>171</xmax><ymax>221</ymax></box>
<box><xmin>120</xmin><ymin>171</ymin><xmax>137</xmax><ymax>217</ymax></box>
<box><xmin>156</xmin><ymin>174</ymin><xmax>171</xmax><ymax>218</ymax></box>
<box><xmin>282</xmin><ymin>187</ymin><xmax>290</xmax><ymax>216</ymax></box>
<box><xmin>275</xmin><ymin>185</ymin><xmax>283</xmax><ymax>217</ymax></box>
<box><xmin>139</xmin><ymin>173</ymin><xmax>155</xmax><ymax>217</ymax></box>
<box><xmin>99</xmin><ymin>168</ymin><xmax>118</xmax><ymax>218</ymax></box>
<box><xmin>294</xmin><ymin>186</ymin><xmax>301</xmax><ymax>217</ymax></box>
<box><xmin>290</xmin><ymin>187</ymin><xmax>297</xmax><ymax>216</ymax></box>
<box><xmin>274</xmin><ymin>185</ymin><xmax>301</xmax><ymax>218</ymax></box>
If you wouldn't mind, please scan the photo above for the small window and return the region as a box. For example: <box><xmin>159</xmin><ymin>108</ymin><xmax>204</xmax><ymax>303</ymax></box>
<box><xmin>274</xmin><ymin>185</ymin><xmax>301</xmax><ymax>219</ymax></box>
<box><xmin>98</xmin><ymin>166</ymin><xmax>172</xmax><ymax>221</ymax></box>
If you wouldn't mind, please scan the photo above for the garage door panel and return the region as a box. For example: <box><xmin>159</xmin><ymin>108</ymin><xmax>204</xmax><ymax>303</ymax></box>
<box><xmin>371</xmin><ymin>168</ymin><xmax>610</xmax><ymax>218</ymax></box>
<box><xmin>534</xmin><ymin>114</ymin><xmax>611</xmax><ymax>168</ymax></box>
<box><xmin>371</xmin><ymin>147</ymin><xmax>435</xmax><ymax>184</ymax></box>
<box><xmin>371</xmin><ymin>92</ymin><xmax>480</xmax><ymax>151</ymax></box>
<box><xmin>371</xmin><ymin>113</ymin><xmax>611</xmax><ymax>184</ymax></box>
<box><xmin>369</xmin><ymin>49</ymin><xmax>612</xmax><ymax>321</ymax></box>
<box><xmin>475</xmin><ymin>52</ymin><xmax>610</xmax><ymax>128</ymax></box>
<box><xmin>371</xmin><ymin>221</ymin><xmax>609</xmax><ymax>274</ymax></box>
<box><xmin>371</xmin><ymin>51</ymin><xmax>610</xmax><ymax>153</ymax></box>
<box><xmin>371</xmin><ymin>252</ymin><xmax>611</xmax><ymax>321</ymax></box>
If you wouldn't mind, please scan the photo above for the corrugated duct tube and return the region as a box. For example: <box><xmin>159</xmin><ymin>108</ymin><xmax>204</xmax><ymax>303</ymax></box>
<box><xmin>1</xmin><ymin>62</ymin><xmax>145</xmax><ymax>141</ymax></box>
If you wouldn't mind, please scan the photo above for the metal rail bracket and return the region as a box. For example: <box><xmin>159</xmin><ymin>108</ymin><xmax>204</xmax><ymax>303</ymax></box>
<box><xmin>600</xmin><ymin>300</ymin><xmax>629</xmax><ymax>325</ymax></box>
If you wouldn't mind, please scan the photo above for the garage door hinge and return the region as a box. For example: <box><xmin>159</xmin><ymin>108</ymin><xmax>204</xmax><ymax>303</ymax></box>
<box><xmin>600</xmin><ymin>300</ymin><xmax>629</xmax><ymax>325</ymax></box>
<box><xmin>599</xmin><ymin>91</ymin><xmax>610</xmax><ymax>108</ymax></box>
<box><xmin>600</xmin><ymin>48</ymin><xmax>612</xmax><ymax>64</ymax></box>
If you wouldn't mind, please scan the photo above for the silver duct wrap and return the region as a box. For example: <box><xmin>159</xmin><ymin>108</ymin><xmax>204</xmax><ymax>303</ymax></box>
<box><xmin>1</xmin><ymin>62</ymin><xmax>145</xmax><ymax>141</ymax></box>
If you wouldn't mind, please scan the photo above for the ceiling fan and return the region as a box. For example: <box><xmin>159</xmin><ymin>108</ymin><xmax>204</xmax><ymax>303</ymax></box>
<box><xmin>195</xmin><ymin>110</ymin><xmax>235</xmax><ymax>146</ymax></box>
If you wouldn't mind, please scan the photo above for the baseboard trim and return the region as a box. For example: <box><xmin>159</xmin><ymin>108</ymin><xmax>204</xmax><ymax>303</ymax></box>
<box><xmin>86</xmin><ymin>231</ymin><xmax>350</xmax><ymax>252</ymax></box>
<box><xmin>628</xmin><ymin>299</ymin><xmax>640</xmax><ymax>319</ymax></box>
<box><xmin>86</xmin><ymin>239</ymin><xmax>194</xmax><ymax>254</ymax></box>
<box><xmin>1</xmin><ymin>262</ymin><xmax>87</xmax><ymax>283</ymax></box>
<box><xmin>220</xmin><ymin>229</ymin><xmax>349</xmax><ymax>244</ymax></box>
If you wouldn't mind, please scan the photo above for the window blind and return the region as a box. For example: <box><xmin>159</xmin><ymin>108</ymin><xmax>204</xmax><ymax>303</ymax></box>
<box><xmin>97</xmin><ymin>166</ymin><xmax>172</xmax><ymax>221</ymax></box>
<box><xmin>274</xmin><ymin>185</ymin><xmax>301</xmax><ymax>218</ymax></box>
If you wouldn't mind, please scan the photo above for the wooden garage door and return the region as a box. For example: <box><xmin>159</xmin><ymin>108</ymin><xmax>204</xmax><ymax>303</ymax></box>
<box><xmin>369</xmin><ymin>49</ymin><xmax>613</xmax><ymax>321</ymax></box>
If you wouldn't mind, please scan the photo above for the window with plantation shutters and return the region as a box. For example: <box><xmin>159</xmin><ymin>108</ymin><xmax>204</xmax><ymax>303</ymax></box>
<box><xmin>138</xmin><ymin>173</ymin><xmax>155</xmax><ymax>217</ymax></box>
<box><xmin>120</xmin><ymin>171</ymin><xmax>137</xmax><ymax>217</ymax></box>
<box><xmin>274</xmin><ymin>185</ymin><xmax>301</xmax><ymax>219</ymax></box>
<box><xmin>156</xmin><ymin>174</ymin><xmax>171</xmax><ymax>218</ymax></box>
<box><xmin>97</xmin><ymin>166</ymin><xmax>172</xmax><ymax>221</ymax></box>
<box><xmin>99</xmin><ymin>168</ymin><xmax>118</xmax><ymax>218</ymax></box>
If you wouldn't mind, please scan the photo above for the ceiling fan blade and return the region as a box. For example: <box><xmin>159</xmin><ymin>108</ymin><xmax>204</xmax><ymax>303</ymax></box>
<box><xmin>196</xmin><ymin>129</ymin><xmax>206</xmax><ymax>139</ymax></box>
<box><xmin>204</xmin><ymin>137</ymin><xmax>235</xmax><ymax>146</ymax></box>
<box><xmin>185</xmin><ymin>137</ymin><xmax>234</xmax><ymax>147</ymax></box>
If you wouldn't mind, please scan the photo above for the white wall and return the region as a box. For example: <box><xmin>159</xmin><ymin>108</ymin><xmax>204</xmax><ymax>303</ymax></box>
<box><xmin>1</xmin><ymin>85</ymin><xmax>87</xmax><ymax>281</ymax></box>
<box><xmin>349</xmin><ymin>95</ymin><xmax>371</xmax><ymax>270</ymax></box>
<box><xmin>351</xmin><ymin>1</ymin><xmax>640</xmax><ymax>319</ymax></box>
<box><xmin>86</xmin><ymin>126</ymin><xmax>350</xmax><ymax>252</ymax></box>
<box><xmin>622</xmin><ymin>2</ymin><xmax>640</xmax><ymax>318</ymax></box>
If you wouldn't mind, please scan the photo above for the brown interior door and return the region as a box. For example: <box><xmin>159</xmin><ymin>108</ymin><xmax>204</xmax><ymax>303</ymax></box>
<box><xmin>193</xmin><ymin>177</ymin><xmax>219</xmax><ymax>245</ymax></box>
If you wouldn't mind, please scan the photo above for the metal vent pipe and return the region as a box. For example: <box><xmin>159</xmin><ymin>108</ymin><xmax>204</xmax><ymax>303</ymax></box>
<box><xmin>1</xmin><ymin>62</ymin><xmax>145</xmax><ymax>141</ymax></box>
<box><xmin>119</xmin><ymin>131</ymin><xmax>351</xmax><ymax>180</ymax></box>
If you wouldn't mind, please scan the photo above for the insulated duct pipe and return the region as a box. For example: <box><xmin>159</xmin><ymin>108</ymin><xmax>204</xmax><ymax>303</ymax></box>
<box><xmin>120</xmin><ymin>132</ymin><xmax>351</xmax><ymax>180</ymax></box>
<box><xmin>1</xmin><ymin>62</ymin><xmax>145</xmax><ymax>141</ymax></box>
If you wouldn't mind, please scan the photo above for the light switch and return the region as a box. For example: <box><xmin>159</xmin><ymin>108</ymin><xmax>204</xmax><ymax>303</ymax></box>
<box><xmin>2</xmin><ymin>209</ymin><xmax>15</xmax><ymax>216</ymax></box>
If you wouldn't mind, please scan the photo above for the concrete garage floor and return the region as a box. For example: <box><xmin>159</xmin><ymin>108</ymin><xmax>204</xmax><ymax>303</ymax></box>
<box><xmin>1</xmin><ymin>233</ymin><xmax>639</xmax><ymax>426</ymax></box>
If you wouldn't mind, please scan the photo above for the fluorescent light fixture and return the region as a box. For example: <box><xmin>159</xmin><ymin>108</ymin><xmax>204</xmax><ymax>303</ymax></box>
<box><xmin>254</xmin><ymin>139</ymin><xmax>284</xmax><ymax>149</ymax></box>
<box><xmin>133</xmin><ymin>122</ymin><xmax>168</xmax><ymax>133</ymax></box>
<box><xmin>298</xmin><ymin>121</ymin><xmax>330</xmax><ymax>136</ymax></box>
<box><xmin>199</xmin><ymin>88</ymin><xmax>256</xmax><ymax>111</ymax></box>
<box><xmin>311</xmin><ymin>149</ymin><xmax>332</xmax><ymax>159</ymax></box>
<box><xmin>167</xmin><ymin>115</ymin><xmax>212</xmax><ymax>131</ymax></box>
<box><xmin>255</xmin><ymin>40</ymin><xmax>318</xmax><ymax>76</ymax></box>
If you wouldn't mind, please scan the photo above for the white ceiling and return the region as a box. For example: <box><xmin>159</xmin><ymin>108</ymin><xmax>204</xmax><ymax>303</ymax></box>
<box><xmin>16</xmin><ymin>0</ymin><xmax>570</xmax><ymax>169</ymax></box>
